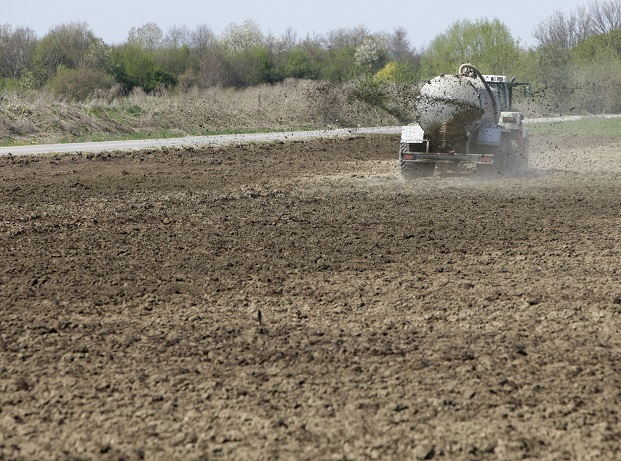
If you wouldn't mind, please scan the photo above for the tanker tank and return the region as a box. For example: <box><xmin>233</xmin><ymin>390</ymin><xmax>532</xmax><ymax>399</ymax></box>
<box><xmin>415</xmin><ymin>67</ymin><xmax>499</xmax><ymax>145</ymax></box>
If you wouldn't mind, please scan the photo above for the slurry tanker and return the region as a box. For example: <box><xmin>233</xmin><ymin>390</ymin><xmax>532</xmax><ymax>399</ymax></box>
<box><xmin>400</xmin><ymin>63</ymin><xmax>529</xmax><ymax>178</ymax></box>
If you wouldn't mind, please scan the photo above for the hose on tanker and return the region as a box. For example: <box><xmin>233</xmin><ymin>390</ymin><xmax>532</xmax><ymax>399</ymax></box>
<box><xmin>458</xmin><ymin>63</ymin><xmax>499</xmax><ymax>124</ymax></box>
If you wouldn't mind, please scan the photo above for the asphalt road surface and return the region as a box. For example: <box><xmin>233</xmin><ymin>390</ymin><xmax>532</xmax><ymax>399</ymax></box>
<box><xmin>0</xmin><ymin>127</ymin><xmax>402</xmax><ymax>156</ymax></box>
<box><xmin>1</xmin><ymin>114</ymin><xmax>619</xmax><ymax>157</ymax></box>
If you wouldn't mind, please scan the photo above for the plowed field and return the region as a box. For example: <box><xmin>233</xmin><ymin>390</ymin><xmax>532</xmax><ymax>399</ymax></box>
<box><xmin>2</xmin><ymin>134</ymin><xmax>621</xmax><ymax>460</ymax></box>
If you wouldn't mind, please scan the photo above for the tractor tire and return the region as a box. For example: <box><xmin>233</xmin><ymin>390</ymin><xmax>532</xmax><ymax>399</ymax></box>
<box><xmin>514</xmin><ymin>137</ymin><xmax>529</xmax><ymax>172</ymax></box>
<box><xmin>484</xmin><ymin>135</ymin><xmax>522</xmax><ymax>177</ymax></box>
<box><xmin>400</xmin><ymin>161</ymin><xmax>435</xmax><ymax>179</ymax></box>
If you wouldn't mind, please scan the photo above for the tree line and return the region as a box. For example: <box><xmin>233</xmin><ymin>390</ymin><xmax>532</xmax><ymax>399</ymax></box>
<box><xmin>0</xmin><ymin>20</ymin><xmax>419</xmax><ymax>98</ymax></box>
<box><xmin>2</xmin><ymin>0</ymin><xmax>621</xmax><ymax>114</ymax></box>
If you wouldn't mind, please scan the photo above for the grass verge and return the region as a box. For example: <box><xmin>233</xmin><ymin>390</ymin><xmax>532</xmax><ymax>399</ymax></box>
<box><xmin>528</xmin><ymin>116</ymin><xmax>621</xmax><ymax>137</ymax></box>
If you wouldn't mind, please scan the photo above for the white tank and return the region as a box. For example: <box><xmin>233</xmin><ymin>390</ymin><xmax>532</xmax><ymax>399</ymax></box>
<box><xmin>415</xmin><ymin>73</ymin><xmax>499</xmax><ymax>143</ymax></box>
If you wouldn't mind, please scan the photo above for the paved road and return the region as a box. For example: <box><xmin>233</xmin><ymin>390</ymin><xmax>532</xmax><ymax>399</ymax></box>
<box><xmin>1</xmin><ymin>114</ymin><xmax>619</xmax><ymax>157</ymax></box>
<box><xmin>0</xmin><ymin>127</ymin><xmax>402</xmax><ymax>157</ymax></box>
<box><xmin>526</xmin><ymin>114</ymin><xmax>621</xmax><ymax>124</ymax></box>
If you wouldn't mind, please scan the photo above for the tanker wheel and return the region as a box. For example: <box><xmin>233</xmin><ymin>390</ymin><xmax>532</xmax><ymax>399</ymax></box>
<box><xmin>480</xmin><ymin>136</ymin><xmax>517</xmax><ymax>177</ymax></box>
<box><xmin>477</xmin><ymin>163</ymin><xmax>500</xmax><ymax>178</ymax></box>
<box><xmin>503</xmin><ymin>137</ymin><xmax>530</xmax><ymax>175</ymax></box>
<box><xmin>514</xmin><ymin>138</ymin><xmax>529</xmax><ymax>172</ymax></box>
<box><xmin>401</xmin><ymin>161</ymin><xmax>435</xmax><ymax>179</ymax></box>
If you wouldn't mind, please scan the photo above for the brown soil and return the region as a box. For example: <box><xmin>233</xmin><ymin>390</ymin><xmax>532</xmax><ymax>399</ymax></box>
<box><xmin>2</xmin><ymin>134</ymin><xmax>621</xmax><ymax>460</ymax></box>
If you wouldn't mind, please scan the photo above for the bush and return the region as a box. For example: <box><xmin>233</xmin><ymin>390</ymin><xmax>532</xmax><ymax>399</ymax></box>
<box><xmin>48</xmin><ymin>67</ymin><xmax>116</xmax><ymax>101</ymax></box>
<box><xmin>109</xmin><ymin>45</ymin><xmax>176</xmax><ymax>93</ymax></box>
<box><xmin>375</xmin><ymin>61</ymin><xmax>419</xmax><ymax>84</ymax></box>
<box><xmin>282</xmin><ymin>50</ymin><xmax>318</xmax><ymax>80</ymax></box>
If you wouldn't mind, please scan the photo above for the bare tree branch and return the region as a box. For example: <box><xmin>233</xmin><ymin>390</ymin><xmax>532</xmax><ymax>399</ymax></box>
<box><xmin>534</xmin><ymin>1</ymin><xmax>621</xmax><ymax>49</ymax></box>
<box><xmin>0</xmin><ymin>24</ymin><xmax>37</xmax><ymax>79</ymax></box>
<box><xmin>589</xmin><ymin>0</ymin><xmax>621</xmax><ymax>34</ymax></box>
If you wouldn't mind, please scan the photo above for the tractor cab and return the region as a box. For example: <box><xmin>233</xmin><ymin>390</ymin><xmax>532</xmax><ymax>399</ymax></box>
<box><xmin>483</xmin><ymin>74</ymin><xmax>530</xmax><ymax>112</ymax></box>
<box><xmin>483</xmin><ymin>74</ymin><xmax>530</xmax><ymax>128</ymax></box>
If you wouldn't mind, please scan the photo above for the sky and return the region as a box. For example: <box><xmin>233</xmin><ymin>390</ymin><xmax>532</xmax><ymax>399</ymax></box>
<box><xmin>5</xmin><ymin>0</ymin><xmax>590</xmax><ymax>49</ymax></box>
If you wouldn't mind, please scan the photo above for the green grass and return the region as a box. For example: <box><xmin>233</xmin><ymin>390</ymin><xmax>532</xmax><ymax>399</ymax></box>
<box><xmin>528</xmin><ymin>116</ymin><xmax>621</xmax><ymax>137</ymax></box>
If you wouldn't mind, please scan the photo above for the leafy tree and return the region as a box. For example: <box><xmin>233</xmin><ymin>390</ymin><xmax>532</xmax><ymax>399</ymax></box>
<box><xmin>533</xmin><ymin>1</ymin><xmax>621</xmax><ymax>50</ymax></box>
<box><xmin>420</xmin><ymin>18</ymin><xmax>522</xmax><ymax>77</ymax></box>
<box><xmin>298</xmin><ymin>25</ymin><xmax>370</xmax><ymax>81</ymax></box>
<box><xmin>225</xmin><ymin>46</ymin><xmax>279</xmax><ymax>86</ymax></box>
<box><xmin>317</xmin><ymin>46</ymin><xmax>357</xmax><ymax>81</ymax></box>
<box><xmin>110</xmin><ymin>23</ymin><xmax>180</xmax><ymax>93</ymax></box>
<box><xmin>354</xmin><ymin>36</ymin><xmax>388</xmax><ymax>74</ymax></box>
<box><xmin>157</xmin><ymin>44</ymin><xmax>191</xmax><ymax>78</ymax></box>
<box><xmin>33</xmin><ymin>22</ymin><xmax>109</xmax><ymax>82</ymax></box>
<box><xmin>571</xmin><ymin>26</ymin><xmax>621</xmax><ymax>64</ymax></box>
<box><xmin>282</xmin><ymin>49</ymin><xmax>318</xmax><ymax>79</ymax></box>
<box><xmin>109</xmin><ymin>43</ymin><xmax>175</xmax><ymax>92</ymax></box>
<box><xmin>220</xmin><ymin>19</ymin><xmax>264</xmax><ymax>52</ymax></box>
<box><xmin>528</xmin><ymin>0</ymin><xmax>621</xmax><ymax>115</ymax></box>
<box><xmin>569</xmin><ymin>27</ymin><xmax>621</xmax><ymax>113</ymax></box>
<box><xmin>252</xmin><ymin>47</ymin><xmax>279</xmax><ymax>84</ymax></box>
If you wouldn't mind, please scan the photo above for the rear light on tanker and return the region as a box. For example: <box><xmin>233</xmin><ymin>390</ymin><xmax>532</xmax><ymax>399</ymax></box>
<box><xmin>502</xmin><ymin>116</ymin><xmax>517</xmax><ymax>123</ymax></box>
<box><xmin>403</xmin><ymin>154</ymin><xmax>415</xmax><ymax>160</ymax></box>
<box><xmin>480</xmin><ymin>155</ymin><xmax>493</xmax><ymax>163</ymax></box>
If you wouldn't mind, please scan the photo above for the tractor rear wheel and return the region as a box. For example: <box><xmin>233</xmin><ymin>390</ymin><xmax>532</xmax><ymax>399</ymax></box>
<box><xmin>401</xmin><ymin>161</ymin><xmax>435</xmax><ymax>179</ymax></box>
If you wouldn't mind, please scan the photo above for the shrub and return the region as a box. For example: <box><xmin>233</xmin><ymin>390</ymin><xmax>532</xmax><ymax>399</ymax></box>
<box><xmin>48</xmin><ymin>67</ymin><xmax>116</xmax><ymax>101</ymax></box>
<box><xmin>282</xmin><ymin>50</ymin><xmax>318</xmax><ymax>80</ymax></box>
<box><xmin>109</xmin><ymin>44</ymin><xmax>176</xmax><ymax>93</ymax></box>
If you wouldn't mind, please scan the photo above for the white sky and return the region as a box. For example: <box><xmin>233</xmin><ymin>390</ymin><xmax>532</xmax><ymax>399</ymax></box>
<box><xmin>5</xmin><ymin>0</ymin><xmax>588</xmax><ymax>48</ymax></box>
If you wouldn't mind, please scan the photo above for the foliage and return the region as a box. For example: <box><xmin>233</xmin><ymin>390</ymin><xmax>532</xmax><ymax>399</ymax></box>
<box><xmin>571</xmin><ymin>27</ymin><xmax>621</xmax><ymax>64</ymax></box>
<box><xmin>374</xmin><ymin>61</ymin><xmax>419</xmax><ymax>84</ymax></box>
<box><xmin>318</xmin><ymin>46</ymin><xmax>358</xmax><ymax>81</ymax></box>
<box><xmin>527</xmin><ymin>7</ymin><xmax>621</xmax><ymax>116</ymax></box>
<box><xmin>281</xmin><ymin>49</ymin><xmax>318</xmax><ymax>79</ymax></box>
<box><xmin>420</xmin><ymin>18</ymin><xmax>522</xmax><ymax>78</ymax></box>
<box><xmin>33</xmin><ymin>22</ymin><xmax>109</xmax><ymax>83</ymax></box>
<box><xmin>109</xmin><ymin>43</ymin><xmax>176</xmax><ymax>93</ymax></box>
<box><xmin>225</xmin><ymin>46</ymin><xmax>279</xmax><ymax>87</ymax></box>
<box><xmin>157</xmin><ymin>44</ymin><xmax>192</xmax><ymax>77</ymax></box>
<box><xmin>4</xmin><ymin>8</ymin><xmax>621</xmax><ymax>117</ymax></box>
<box><xmin>220</xmin><ymin>20</ymin><xmax>264</xmax><ymax>52</ymax></box>
<box><xmin>48</xmin><ymin>67</ymin><xmax>116</xmax><ymax>101</ymax></box>
<box><xmin>374</xmin><ymin>62</ymin><xmax>398</xmax><ymax>82</ymax></box>
<box><xmin>354</xmin><ymin>36</ymin><xmax>388</xmax><ymax>74</ymax></box>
